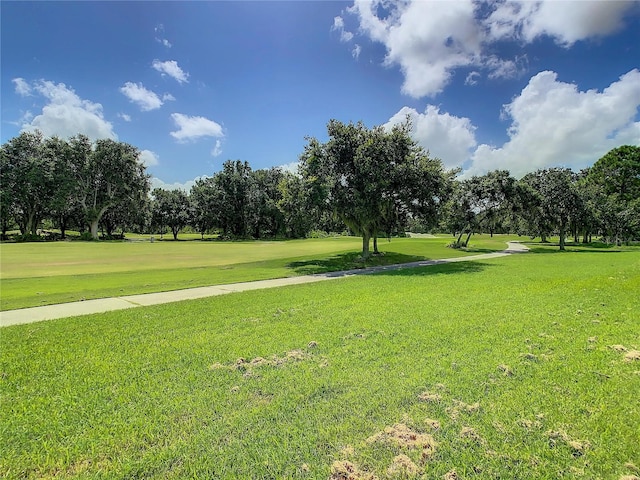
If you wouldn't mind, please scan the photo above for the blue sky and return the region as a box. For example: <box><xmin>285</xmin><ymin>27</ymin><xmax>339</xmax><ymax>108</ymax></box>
<box><xmin>2</xmin><ymin>1</ymin><xmax>639</xmax><ymax>190</ymax></box>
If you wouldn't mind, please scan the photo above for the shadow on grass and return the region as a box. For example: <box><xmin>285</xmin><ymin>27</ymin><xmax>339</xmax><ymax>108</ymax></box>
<box><xmin>372</xmin><ymin>260</ymin><xmax>491</xmax><ymax>277</ymax></box>
<box><xmin>288</xmin><ymin>252</ymin><xmax>425</xmax><ymax>275</ymax></box>
<box><xmin>524</xmin><ymin>244</ymin><xmax>625</xmax><ymax>254</ymax></box>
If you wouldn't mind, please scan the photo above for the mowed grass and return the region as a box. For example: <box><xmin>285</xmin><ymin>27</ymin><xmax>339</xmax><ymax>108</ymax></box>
<box><xmin>0</xmin><ymin>236</ymin><xmax>512</xmax><ymax>311</ymax></box>
<box><xmin>1</xmin><ymin>249</ymin><xmax>639</xmax><ymax>479</ymax></box>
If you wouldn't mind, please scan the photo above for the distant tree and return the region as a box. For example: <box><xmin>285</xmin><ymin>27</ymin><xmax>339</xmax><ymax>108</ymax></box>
<box><xmin>151</xmin><ymin>188</ymin><xmax>191</xmax><ymax>240</ymax></box>
<box><xmin>0</xmin><ymin>131</ymin><xmax>54</xmax><ymax>235</ymax></box>
<box><xmin>531</xmin><ymin>168</ymin><xmax>581</xmax><ymax>250</ymax></box>
<box><xmin>443</xmin><ymin>170</ymin><xmax>516</xmax><ymax>247</ymax></box>
<box><xmin>246</xmin><ymin>167</ymin><xmax>284</xmax><ymax>238</ymax></box>
<box><xmin>277</xmin><ymin>171</ymin><xmax>318</xmax><ymax>238</ymax></box>
<box><xmin>43</xmin><ymin>136</ymin><xmax>79</xmax><ymax>239</ymax></box>
<box><xmin>190</xmin><ymin>177</ymin><xmax>218</xmax><ymax>238</ymax></box>
<box><xmin>300</xmin><ymin>119</ymin><xmax>451</xmax><ymax>257</ymax></box>
<box><xmin>74</xmin><ymin>138</ymin><xmax>150</xmax><ymax>239</ymax></box>
<box><xmin>588</xmin><ymin>145</ymin><xmax>640</xmax><ymax>202</ymax></box>
<box><xmin>214</xmin><ymin>160</ymin><xmax>252</xmax><ymax>237</ymax></box>
<box><xmin>587</xmin><ymin>145</ymin><xmax>640</xmax><ymax>244</ymax></box>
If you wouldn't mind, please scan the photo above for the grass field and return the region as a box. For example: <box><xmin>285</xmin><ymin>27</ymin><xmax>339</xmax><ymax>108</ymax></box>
<box><xmin>0</xmin><ymin>235</ymin><xmax>514</xmax><ymax>311</ymax></box>
<box><xmin>1</xmin><ymin>245</ymin><xmax>639</xmax><ymax>479</ymax></box>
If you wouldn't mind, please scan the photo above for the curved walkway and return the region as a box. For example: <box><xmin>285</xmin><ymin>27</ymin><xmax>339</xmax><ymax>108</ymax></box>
<box><xmin>0</xmin><ymin>242</ymin><xmax>529</xmax><ymax>327</ymax></box>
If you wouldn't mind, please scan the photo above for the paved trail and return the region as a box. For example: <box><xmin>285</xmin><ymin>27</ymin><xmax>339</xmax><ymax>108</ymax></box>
<box><xmin>0</xmin><ymin>242</ymin><xmax>528</xmax><ymax>327</ymax></box>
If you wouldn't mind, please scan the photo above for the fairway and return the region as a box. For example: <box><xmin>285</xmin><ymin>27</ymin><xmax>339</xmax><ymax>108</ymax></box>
<box><xmin>0</xmin><ymin>236</ymin><xmax>510</xmax><ymax>311</ymax></box>
<box><xmin>1</xmin><ymin>248</ymin><xmax>639</xmax><ymax>479</ymax></box>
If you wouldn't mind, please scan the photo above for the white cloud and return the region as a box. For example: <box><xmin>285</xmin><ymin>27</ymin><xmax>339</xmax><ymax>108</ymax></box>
<box><xmin>486</xmin><ymin>0</ymin><xmax>636</xmax><ymax>46</ymax></box>
<box><xmin>163</xmin><ymin>93</ymin><xmax>176</xmax><ymax>102</ymax></box>
<box><xmin>386</xmin><ymin>105</ymin><xmax>477</xmax><ymax>169</ymax></box>
<box><xmin>332</xmin><ymin>14</ymin><xmax>355</xmax><ymax>43</ymax></box>
<box><xmin>350</xmin><ymin>0</ymin><xmax>482</xmax><ymax>97</ymax></box>
<box><xmin>211</xmin><ymin>139</ymin><xmax>223</xmax><ymax>157</ymax></box>
<box><xmin>156</xmin><ymin>38</ymin><xmax>172</xmax><ymax>48</ymax></box>
<box><xmin>279</xmin><ymin>161</ymin><xmax>300</xmax><ymax>175</ymax></box>
<box><xmin>120</xmin><ymin>82</ymin><xmax>163</xmax><ymax>111</ymax></box>
<box><xmin>345</xmin><ymin>0</ymin><xmax>637</xmax><ymax>98</ymax></box>
<box><xmin>152</xmin><ymin>60</ymin><xmax>189</xmax><ymax>84</ymax></box>
<box><xmin>151</xmin><ymin>175</ymin><xmax>209</xmax><ymax>193</ymax></box>
<box><xmin>170</xmin><ymin>113</ymin><xmax>224</xmax><ymax>142</ymax></box>
<box><xmin>118</xmin><ymin>113</ymin><xmax>132</xmax><ymax>122</ymax></box>
<box><xmin>19</xmin><ymin>79</ymin><xmax>116</xmax><ymax>140</ymax></box>
<box><xmin>139</xmin><ymin>149</ymin><xmax>160</xmax><ymax>167</ymax></box>
<box><xmin>352</xmin><ymin>44</ymin><xmax>362</xmax><ymax>59</ymax></box>
<box><xmin>465</xmin><ymin>71</ymin><xmax>480</xmax><ymax>86</ymax></box>
<box><xmin>13</xmin><ymin>77</ymin><xmax>32</xmax><ymax>96</ymax></box>
<box><xmin>466</xmin><ymin>69</ymin><xmax>640</xmax><ymax>178</ymax></box>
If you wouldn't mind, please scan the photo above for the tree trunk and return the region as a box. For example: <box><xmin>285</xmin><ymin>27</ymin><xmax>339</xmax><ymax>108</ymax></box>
<box><xmin>362</xmin><ymin>233</ymin><xmax>371</xmax><ymax>258</ymax></box>
<box><xmin>559</xmin><ymin>224</ymin><xmax>566</xmax><ymax>251</ymax></box>
<box><xmin>373</xmin><ymin>235</ymin><xmax>379</xmax><ymax>254</ymax></box>
<box><xmin>456</xmin><ymin>231</ymin><xmax>464</xmax><ymax>245</ymax></box>
<box><xmin>464</xmin><ymin>231</ymin><xmax>472</xmax><ymax>247</ymax></box>
<box><xmin>90</xmin><ymin>219</ymin><xmax>100</xmax><ymax>239</ymax></box>
<box><xmin>172</xmin><ymin>227</ymin><xmax>179</xmax><ymax>240</ymax></box>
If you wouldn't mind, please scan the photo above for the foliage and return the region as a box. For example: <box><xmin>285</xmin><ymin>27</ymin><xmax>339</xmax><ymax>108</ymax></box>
<box><xmin>300</xmin><ymin>119</ymin><xmax>453</xmax><ymax>256</ymax></box>
<box><xmin>150</xmin><ymin>188</ymin><xmax>191</xmax><ymax>240</ymax></box>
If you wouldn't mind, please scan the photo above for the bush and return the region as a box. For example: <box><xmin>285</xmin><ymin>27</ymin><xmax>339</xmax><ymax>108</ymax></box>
<box><xmin>13</xmin><ymin>234</ymin><xmax>44</xmax><ymax>243</ymax></box>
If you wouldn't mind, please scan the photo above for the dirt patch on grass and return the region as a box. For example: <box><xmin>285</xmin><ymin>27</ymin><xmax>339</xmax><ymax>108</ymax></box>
<box><xmin>424</xmin><ymin>418</ymin><xmax>441</xmax><ymax>430</ymax></box>
<box><xmin>619</xmin><ymin>476</ymin><xmax>640</xmax><ymax>480</ymax></box>
<box><xmin>367</xmin><ymin>424</ymin><xmax>437</xmax><ymax>459</ymax></box>
<box><xmin>547</xmin><ymin>430</ymin><xmax>590</xmax><ymax>456</ymax></box>
<box><xmin>418</xmin><ymin>391</ymin><xmax>442</xmax><ymax>403</ymax></box>
<box><xmin>447</xmin><ymin>400</ymin><xmax>480</xmax><ymax>420</ymax></box>
<box><xmin>443</xmin><ymin>469</ymin><xmax>460</xmax><ymax>480</ymax></box>
<box><xmin>624</xmin><ymin>350</ymin><xmax>640</xmax><ymax>362</ymax></box>
<box><xmin>497</xmin><ymin>364</ymin><xmax>514</xmax><ymax>376</ymax></box>
<box><xmin>609</xmin><ymin>345</ymin><xmax>628</xmax><ymax>352</ymax></box>
<box><xmin>210</xmin><ymin>348</ymin><xmax>312</xmax><ymax>372</ymax></box>
<box><xmin>460</xmin><ymin>426</ymin><xmax>484</xmax><ymax>444</ymax></box>
<box><xmin>329</xmin><ymin>460</ymin><xmax>378</xmax><ymax>480</ymax></box>
<box><xmin>387</xmin><ymin>454</ymin><xmax>420</xmax><ymax>477</ymax></box>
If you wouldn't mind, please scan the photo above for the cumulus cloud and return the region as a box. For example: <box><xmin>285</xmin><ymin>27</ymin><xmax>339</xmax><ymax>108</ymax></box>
<box><xmin>120</xmin><ymin>82</ymin><xmax>164</xmax><ymax>111</ymax></box>
<box><xmin>139</xmin><ymin>149</ymin><xmax>160</xmax><ymax>167</ymax></box>
<box><xmin>13</xmin><ymin>77</ymin><xmax>32</xmax><ymax>96</ymax></box>
<box><xmin>151</xmin><ymin>175</ymin><xmax>209</xmax><ymax>193</ymax></box>
<box><xmin>352</xmin><ymin>44</ymin><xmax>362</xmax><ymax>59</ymax></box>
<box><xmin>466</xmin><ymin>69</ymin><xmax>640</xmax><ymax>178</ymax></box>
<box><xmin>386</xmin><ymin>105</ymin><xmax>477</xmax><ymax>169</ymax></box>
<box><xmin>485</xmin><ymin>0</ymin><xmax>636</xmax><ymax>46</ymax></box>
<box><xmin>118</xmin><ymin>113</ymin><xmax>132</xmax><ymax>122</ymax></box>
<box><xmin>152</xmin><ymin>60</ymin><xmax>189</xmax><ymax>84</ymax></box>
<box><xmin>345</xmin><ymin>0</ymin><xmax>637</xmax><ymax>97</ymax></box>
<box><xmin>18</xmin><ymin>79</ymin><xmax>116</xmax><ymax>140</ymax></box>
<box><xmin>349</xmin><ymin>0</ymin><xmax>483</xmax><ymax>97</ymax></box>
<box><xmin>170</xmin><ymin>113</ymin><xmax>224</xmax><ymax>142</ymax></box>
<box><xmin>279</xmin><ymin>161</ymin><xmax>301</xmax><ymax>175</ymax></box>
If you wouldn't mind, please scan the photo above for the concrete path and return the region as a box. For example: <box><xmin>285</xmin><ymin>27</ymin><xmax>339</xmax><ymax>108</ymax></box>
<box><xmin>0</xmin><ymin>242</ymin><xmax>528</xmax><ymax>327</ymax></box>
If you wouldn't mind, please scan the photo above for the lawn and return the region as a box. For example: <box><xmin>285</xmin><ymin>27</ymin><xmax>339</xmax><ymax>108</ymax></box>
<box><xmin>0</xmin><ymin>235</ymin><xmax>515</xmax><ymax>311</ymax></box>
<box><xmin>1</xmin><ymin>248</ymin><xmax>638</xmax><ymax>479</ymax></box>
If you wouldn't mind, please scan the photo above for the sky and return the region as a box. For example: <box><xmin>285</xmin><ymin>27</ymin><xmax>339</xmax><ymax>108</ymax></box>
<box><xmin>2</xmin><ymin>0</ymin><xmax>640</xmax><ymax>191</ymax></box>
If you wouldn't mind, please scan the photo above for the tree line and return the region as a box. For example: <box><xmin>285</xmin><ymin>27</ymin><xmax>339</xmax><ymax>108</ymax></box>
<box><xmin>1</xmin><ymin>126</ymin><xmax>639</xmax><ymax>253</ymax></box>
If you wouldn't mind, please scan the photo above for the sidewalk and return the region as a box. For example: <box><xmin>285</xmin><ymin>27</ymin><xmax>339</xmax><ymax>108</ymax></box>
<box><xmin>0</xmin><ymin>242</ymin><xmax>528</xmax><ymax>327</ymax></box>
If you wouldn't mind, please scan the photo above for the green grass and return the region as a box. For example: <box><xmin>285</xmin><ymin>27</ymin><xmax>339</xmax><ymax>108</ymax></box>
<box><xmin>0</xmin><ymin>236</ymin><xmax>513</xmax><ymax>311</ymax></box>
<box><xmin>1</xmin><ymin>249</ymin><xmax>638</xmax><ymax>479</ymax></box>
